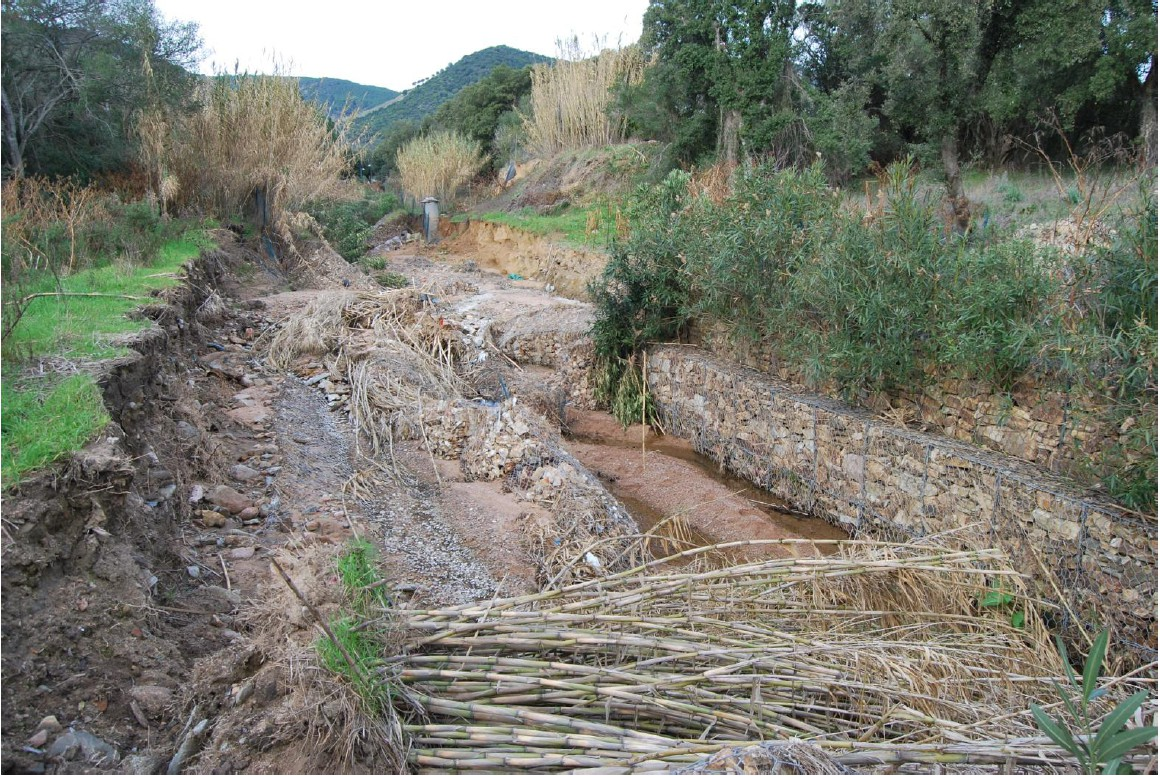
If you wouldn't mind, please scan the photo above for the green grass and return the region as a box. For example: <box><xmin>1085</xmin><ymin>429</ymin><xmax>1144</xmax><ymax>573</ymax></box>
<box><xmin>1</xmin><ymin>233</ymin><xmax>206</xmax><ymax>487</ymax></box>
<box><xmin>315</xmin><ymin>538</ymin><xmax>394</xmax><ymax>712</ymax></box>
<box><xmin>471</xmin><ymin>203</ymin><xmax>619</xmax><ymax>250</ymax></box>
<box><xmin>336</xmin><ymin>537</ymin><xmax>393</xmax><ymax>611</ymax></box>
<box><xmin>316</xmin><ymin>616</ymin><xmax>391</xmax><ymax>714</ymax></box>
<box><xmin>3</xmin><ymin>235</ymin><xmax>207</xmax><ymax>363</ymax></box>
<box><xmin>1</xmin><ymin>375</ymin><xmax>110</xmax><ymax>487</ymax></box>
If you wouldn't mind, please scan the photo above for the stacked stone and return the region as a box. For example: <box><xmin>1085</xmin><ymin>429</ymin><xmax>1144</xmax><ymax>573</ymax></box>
<box><xmin>646</xmin><ymin>344</ymin><xmax>1157</xmax><ymax>662</ymax></box>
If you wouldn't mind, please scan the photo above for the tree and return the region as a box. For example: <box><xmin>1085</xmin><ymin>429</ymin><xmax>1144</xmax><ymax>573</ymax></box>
<box><xmin>633</xmin><ymin>0</ymin><xmax>797</xmax><ymax>165</ymax></box>
<box><xmin>1</xmin><ymin>0</ymin><xmax>200</xmax><ymax>179</ymax></box>
<box><xmin>818</xmin><ymin>0</ymin><xmax>1156</xmax><ymax>212</ymax></box>
<box><xmin>425</xmin><ymin>64</ymin><xmax>533</xmax><ymax>164</ymax></box>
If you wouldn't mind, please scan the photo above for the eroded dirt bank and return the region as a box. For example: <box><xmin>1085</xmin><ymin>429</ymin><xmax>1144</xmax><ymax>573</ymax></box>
<box><xmin>2</xmin><ymin>234</ymin><xmax>843</xmax><ymax>774</ymax></box>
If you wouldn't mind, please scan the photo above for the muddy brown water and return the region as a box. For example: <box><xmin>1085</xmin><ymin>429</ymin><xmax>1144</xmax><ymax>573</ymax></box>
<box><xmin>563</xmin><ymin>409</ymin><xmax>848</xmax><ymax>558</ymax></box>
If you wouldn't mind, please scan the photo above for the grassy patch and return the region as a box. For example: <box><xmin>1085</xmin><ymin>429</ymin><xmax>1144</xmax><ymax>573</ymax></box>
<box><xmin>1</xmin><ymin>233</ymin><xmax>205</xmax><ymax>486</ymax></box>
<box><xmin>336</xmin><ymin>537</ymin><xmax>393</xmax><ymax>611</ymax></box>
<box><xmin>3</xmin><ymin>235</ymin><xmax>205</xmax><ymax>363</ymax></box>
<box><xmin>316</xmin><ymin>538</ymin><xmax>394</xmax><ymax>713</ymax></box>
<box><xmin>472</xmin><ymin>202</ymin><xmax>621</xmax><ymax>250</ymax></box>
<box><xmin>1</xmin><ymin>375</ymin><xmax>109</xmax><ymax>487</ymax></box>
<box><xmin>315</xmin><ymin>616</ymin><xmax>391</xmax><ymax>714</ymax></box>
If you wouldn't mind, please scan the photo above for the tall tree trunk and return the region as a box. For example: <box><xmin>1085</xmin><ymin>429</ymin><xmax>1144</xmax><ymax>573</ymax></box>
<box><xmin>1</xmin><ymin>87</ymin><xmax>26</xmax><ymax>178</ymax></box>
<box><xmin>941</xmin><ymin>130</ymin><xmax>969</xmax><ymax>230</ymax></box>
<box><xmin>1141</xmin><ymin>59</ymin><xmax>1156</xmax><ymax>167</ymax></box>
<box><xmin>719</xmin><ymin>109</ymin><xmax>741</xmax><ymax>166</ymax></box>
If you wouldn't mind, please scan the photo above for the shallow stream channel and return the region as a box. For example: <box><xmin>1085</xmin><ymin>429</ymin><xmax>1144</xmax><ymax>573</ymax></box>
<box><xmin>562</xmin><ymin>408</ymin><xmax>849</xmax><ymax>560</ymax></box>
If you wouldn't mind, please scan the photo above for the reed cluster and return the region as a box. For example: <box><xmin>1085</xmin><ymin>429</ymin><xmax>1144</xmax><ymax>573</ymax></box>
<box><xmin>162</xmin><ymin>71</ymin><xmax>350</xmax><ymax>222</ymax></box>
<box><xmin>524</xmin><ymin>38</ymin><xmax>645</xmax><ymax>157</ymax></box>
<box><xmin>396</xmin><ymin>130</ymin><xmax>486</xmax><ymax>205</ymax></box>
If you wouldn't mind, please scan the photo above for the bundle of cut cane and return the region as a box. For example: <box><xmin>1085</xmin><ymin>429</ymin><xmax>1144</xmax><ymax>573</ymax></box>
<box><xmin>356</xmin><ymin>540</ymin><xmax>1154</xmax><ymax>774</ymax></box>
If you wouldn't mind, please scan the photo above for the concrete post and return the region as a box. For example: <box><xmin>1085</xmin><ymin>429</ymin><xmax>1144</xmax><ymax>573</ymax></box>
<box><xmin>421</xmin><ymin>197</ymin><xmax>440</xmax><ymax>243</ymax></box>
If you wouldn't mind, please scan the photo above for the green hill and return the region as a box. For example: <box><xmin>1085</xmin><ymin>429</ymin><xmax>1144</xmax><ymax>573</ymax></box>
<box><xmin>297</xmin><ymin>77</ymin><xmax>399</xmax><ymax>119</ymax></box>
<box><xmin>354</xmin><ymin>45</ymin><xmax>551</xmax><ymax>141</ymax></box>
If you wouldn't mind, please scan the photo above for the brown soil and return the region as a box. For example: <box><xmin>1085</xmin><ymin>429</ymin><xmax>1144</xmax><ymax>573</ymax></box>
<box><xmin>564</xmin><ymin>409</ymin><xmax>849</xmax><ymax>559</ymax></box>
<box><xmin>1</xmin><ymin>230</ymin><xmax>848</xmax><ymax>775</ymax></box>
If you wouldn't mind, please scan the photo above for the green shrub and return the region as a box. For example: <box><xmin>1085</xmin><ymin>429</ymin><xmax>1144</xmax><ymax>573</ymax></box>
<box><xmin>592</xmin><ymin>161</ymin><xmax>1155</xmax><ymax>509</ymax></box>
<box><xmin>1031</xmin><ymin>629</ymin><xmax>1157</xmax><ymax>773</ymax></box>
<box><xmin>306</xmin><ymin>190</ymin><xmax>400</xmax><ymax>261</ymax></box>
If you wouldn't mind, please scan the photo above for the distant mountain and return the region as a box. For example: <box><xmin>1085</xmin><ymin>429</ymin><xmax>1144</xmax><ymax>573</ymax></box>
<box><xmin>354</xmin><ymin>45</ymin><xmax>552</xmax><ymax>140</ymax></box>
<box><xmin>297</xmin><ymin>77</ymin><xmax>399</xmax><ymax>119</ymax></box>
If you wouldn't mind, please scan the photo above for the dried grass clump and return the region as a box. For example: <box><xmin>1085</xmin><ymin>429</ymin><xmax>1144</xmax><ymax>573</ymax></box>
<box><xmin>396</xmin><ymin>130</ymin><xmax>485</xmax><ymax>205</ymax></box>
<box><xmin>264</xmin><ymin>289</ymin><xmax>467</xmax><ymax>457</ymax></box>
<box><xmin>164</xmin><ymin>68</ymin><xmax>351</xmax><ymax>222</ymax></box>
<box><xmin>346</xmin><ymin>539</ymin><xmax>1157</xmax><ymax>773</ymax></box>
<box><xmin>524</xmin><ymin>37</ymin><xmax>645</xmax><ymax>157</ymax></box>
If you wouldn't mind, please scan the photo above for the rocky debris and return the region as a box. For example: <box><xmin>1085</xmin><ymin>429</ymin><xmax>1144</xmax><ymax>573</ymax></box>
<box><xmin>206</xmin><ymin>485</ymin><xmax>252</xmax><ymax>515</ymax></box>
<box><xmin>45</xmin><ymin>729</ymin><xmax>118</xmax><ymax>766</ymax></box>
<box><xmin>421</xmin><ymin>398</ymin><xmax>549</xmax><ymax>482</ymax></box>
<box><xmin>198</xmin><ymin>509</ymin><xmax>227</xmax><ymax>527</ymax></box>
<box><xmin>228</xmin><ymin>463</ymin><xmax>261</xmax><ymax>482</ymax></box>
<box><xmin>128</xmin><ymin>685</ymin><xmax>174</xmax><ymax>717</ymax></box>
<box><xmin>378</xmin><ymin>498</ymin><xmax>499</xmax><ymax>606</ymax></box>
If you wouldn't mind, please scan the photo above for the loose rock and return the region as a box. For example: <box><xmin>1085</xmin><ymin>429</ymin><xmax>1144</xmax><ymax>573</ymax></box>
<box><xmin>228</xmin><ymin>463</ymin><xmax>261</xmax><ymax>483</ymax></box>
<box><xmin>199</xmin><ymin>510</ymin><xmax>227</xmax><ymax>528</ymax></box>
<box><xmin>206</xmin><ymin>485</ymin><xmax>251</xmax><ymax>515</ymax></box>
<box><xmin>46</xmin><ymin>729</ymin><xmax>118</xmax><ymax>765</ymax></box>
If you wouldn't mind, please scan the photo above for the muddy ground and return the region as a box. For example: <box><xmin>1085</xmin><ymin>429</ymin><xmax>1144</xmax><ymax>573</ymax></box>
<box><xmin>1</xmin><ymin>233</ymin><xmax>844</xmax><ymax>774</ymax></box>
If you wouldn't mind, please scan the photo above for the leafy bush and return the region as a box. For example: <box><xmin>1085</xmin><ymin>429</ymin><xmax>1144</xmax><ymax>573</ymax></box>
<box><xmin>592</xmin><ymin>161</ymin><xmax>1156</xmax><ymax>509</ymax></box>
<box><xmin>806</xmin><ymin>81</ymin><xmax>877</xmax><ymax>184</ymax></box>
<box><xmin>305</xmin><ymin>190</ymin><xmax>399</xmax><ymax>261</ymax></box>
<box><xmin>1031</xmin><ymin>629</ymin><xmax>1157</xmax><ymax>773</ymax></box>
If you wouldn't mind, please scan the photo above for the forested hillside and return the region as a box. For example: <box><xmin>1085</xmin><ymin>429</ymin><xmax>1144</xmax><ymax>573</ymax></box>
<box><xmin>353</xmin><ymin>45</ymin><xmax>551</xmax><ymax>139</ymax></box>
<box><xmin>297</xmin><ymin>77</ymin><xmax>398</xmax><ymax>119</ymax></box>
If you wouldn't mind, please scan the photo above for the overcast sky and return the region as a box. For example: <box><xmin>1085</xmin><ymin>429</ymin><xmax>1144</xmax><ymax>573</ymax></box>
<box><xmin>152</xmin><ymin>1</ymin><xmax>650</xmax><ymax>90</ymax></box>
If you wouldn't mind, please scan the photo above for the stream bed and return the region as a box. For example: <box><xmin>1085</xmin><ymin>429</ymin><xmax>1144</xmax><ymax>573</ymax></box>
<box><xmin>562</xmin><ymin>409</ymin><xmax>848</xmax><ymax>559</ymax></box>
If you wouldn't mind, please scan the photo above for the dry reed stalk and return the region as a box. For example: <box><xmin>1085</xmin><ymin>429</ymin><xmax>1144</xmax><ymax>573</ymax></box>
<box><xmin>396</xmin><ymin>130</ymin><xmax>485</xmax><ymax>205</ymax></box>
<box><xmin>345</xmin><ymin>541</ymin><xmax>1160</xmax><ymax>773</ymax></box>
<box><xmin>164</xmin><ymin>68</ymin><xmax>351</xmax><ymax>224</ymax></box>
<box><xmin>523</xmin><ymin>38</ymin><xmax>645</xmax><ymax>157</ymax></box>
<box><xmin>264</xmin><ymin>288</ymin><xmax>470</xmax><ymax>457</ymax></box>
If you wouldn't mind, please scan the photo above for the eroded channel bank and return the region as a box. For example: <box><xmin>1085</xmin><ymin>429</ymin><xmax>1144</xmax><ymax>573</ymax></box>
<box><xmin>643</xmin><ymin>345</ymin><xmax>1157</xmax><ymax>658</ymax></box>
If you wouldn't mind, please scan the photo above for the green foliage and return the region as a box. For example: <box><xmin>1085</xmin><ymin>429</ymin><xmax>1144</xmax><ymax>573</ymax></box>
<box><xmin>632</xmin><ymin>0</ymin><xmax>799</xmax><ymax>165</ymax></box>
<box><xmin>1</xmin><ymin>375</ymin><xmax>109</xmax><ymax>487</ymax></box>
<box><xmin>805</xmin><ymin>80</ymin><xmax>877</xmax><ymax>184</ymax></box>
<box><xmin>353</xmin><ymin>46</ymin><xmax>551</xmax><ymax>143</ymax></box>
<box><xmin>590</xmin><ymin>170</ymin><xmax>694</xmax><ymax>424</ymax></box>
<box><xmin>3</xmin><ymin>233</ymin><xmax>201</xmax><ymax>362</ymax></box>
<box><xmin>1031</xmin><ymin>629</ymin><xmax>1157</xmax><ymax>773</ymax></box>
<box><xmin>336</xmin><ymin>537</ymin><xmax>393</xmax><ymax>612</ymax></box>
<box><xmin>315</xmin><ymin>616</ymin><xmax>391</xmax><ymax>714</ymax></box>
<box><xmin>1</xmin><ymin>231</ymin><xmax>202</xmax><ymax>486</ymax></box>
<box><xmin>316</xmin><ymin>538</ymin><xmax>394</xmax><ymax>713</ymax></box>
<box><xmin>473</xmin><ymin>200</ymin><xmax>619</xmax><ymax>250</ymax></box>
<box><xmin>425</xmin><ymin>65</ymin><xmax>534</xmax><ymax>164</ymax></box>
<box><xmin>375</xmin><ymin>271</ymin><xmax>409</xmax><ymax>290</ymax></box>
<box><xmin>1</xmin><ymin>0</ymin><xmax>202</xmax><ymax>179</ymax></box>
<box><xmin>1072</xmin><ymin>182</ymin><xmax>1158</xmax><ymax>510</ymax></box>
<box><xmin>367</xmin><ymin>120</ymin><xmax>422</xmax><ymax>179</ymax></box>
<box><xmin>305</xmin><ymin>190</ymin><xmax>399</xmax><ymax>261</ymax></box>
<box><xmin>594</xmin><ymin>161</ymin><xmax>1157</xmax><ymax>509</ymax></box>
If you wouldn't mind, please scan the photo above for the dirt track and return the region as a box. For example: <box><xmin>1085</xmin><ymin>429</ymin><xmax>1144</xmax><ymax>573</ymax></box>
<box><xmin>1</xmin><ymin>234</ymin><xmax>844</xmax><ymax>774</ymax></box>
